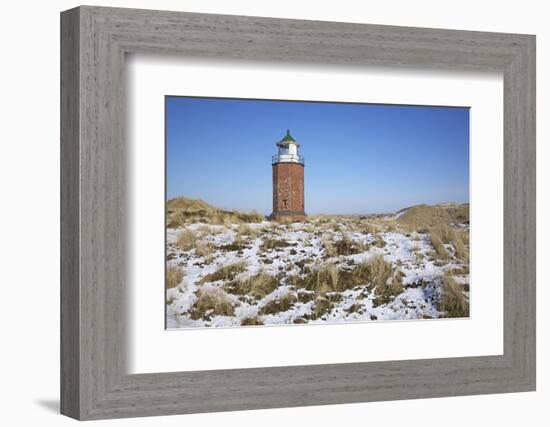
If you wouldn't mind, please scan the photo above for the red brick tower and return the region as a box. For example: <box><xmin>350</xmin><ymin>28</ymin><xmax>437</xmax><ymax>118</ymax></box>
<box><xmin>270</xmin><ymin>130</ymin><xmax>306</xmax><ymax>221</ymax></box>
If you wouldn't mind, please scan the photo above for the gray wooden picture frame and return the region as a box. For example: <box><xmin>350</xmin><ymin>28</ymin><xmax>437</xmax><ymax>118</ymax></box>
<box><xmin>60</xmin><ymin>5</ymin><xmax>536</xmax><ymax>420</ymax></box>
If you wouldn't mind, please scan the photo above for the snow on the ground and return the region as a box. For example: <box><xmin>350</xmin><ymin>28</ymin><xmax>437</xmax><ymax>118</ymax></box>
<box><xmin>166</xmin><ymin>217</ymin><xmax>469</xmax><ymax>329</ymax></box>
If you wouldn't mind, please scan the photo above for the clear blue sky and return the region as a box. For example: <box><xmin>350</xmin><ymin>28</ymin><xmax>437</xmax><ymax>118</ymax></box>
<box><xmin>166</xmin><ymin>96</ymin><xmax>469</xmax><ymax>215</ymax></box>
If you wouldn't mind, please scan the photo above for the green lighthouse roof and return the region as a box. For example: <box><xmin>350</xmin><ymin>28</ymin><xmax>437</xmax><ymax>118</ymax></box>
<box><xmin>278</xmin><ymin>129</ymin><xmax>297</xmax><ymax>144</ymax></box>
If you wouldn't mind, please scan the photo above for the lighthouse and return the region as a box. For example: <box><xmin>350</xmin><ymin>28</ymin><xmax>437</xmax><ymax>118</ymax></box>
<box><xmin>269</xmin><ymin>130</ymin><xmax>306</xmax><ymax>221</ymax></box>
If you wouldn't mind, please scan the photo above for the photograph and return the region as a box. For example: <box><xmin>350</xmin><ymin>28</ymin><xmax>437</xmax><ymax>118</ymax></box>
<box><xmin>165</xmin><ymin>96</ymin><xmax>470</xmax><ymax>329</ymax></box>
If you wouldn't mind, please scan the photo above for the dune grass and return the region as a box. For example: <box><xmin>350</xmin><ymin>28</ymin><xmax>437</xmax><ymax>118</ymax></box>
<box><xmin>240</xmin><ymin>316</ymin><xmax>264</xmax><ymax>326</ymax></box>
<box><xmin>167</xmin><ymin>197</ymin><xmax>264</xmax><ymax>227</ymax></box>
<box><xmin>225</xmin><ymin>271</ymin><xmax>280</xmax><ymax>299</ymax></box>
<box><xmin>259</xmin><ymin>293</ymin><xmax>298</xmax><ymax>315</ymax></box>
<box><xmin>260</xmin><ymin>238</ymin><xmax>293</xmax><ymax>251</ymax></box>
<box><xmin>373</xmin><ymin>272</ymin><xmax>404</xmax><ymax>306</ymax></box>
<box><xmin>429</xmin><ymin>231</ymin><xmax>450</xmax><ymax>260</ymax></box>
<box><xmin>175</xmin><ymin>229</ymin><xmax>198</xmax><ymax>251</ymax></box>
<box><xmin>175</xmin><ymin>229</ymin><xmax>214</xmax><ymax>257</ymax></box>
<box><xmin>427</xmin><ymin>224</ymin><xmax>469</xmax><ymax>262</ymax></box>
<box><xmin>167</xmin><ymin>198</ymin><xmax>470</xmax><ymax>325</ymax></box>
<box><xmin>189</xmin><ymin>289</ymin><xmax>235</xmax><ymax>320</ymax></box>
<box><xmin>438</xmin><ymin>272</ymin><xmax>469</xmax><ymax>318</ymax></box>
<box><xmin>200</xmin><ymin>262</ymin><xmax>247</xmax><ymax>284</ymax></box>
<box><xmin>310</xmin><ymin>296</ymin><xmax>333</xmax><ymax>320</ymax></box>
<box><xmin>322</xmin><ymin>233</ymin><xmax>368</xmax><ymax>257</ymax></box>
<box><xmin>236</xmin><ymin>223</ymin><xmax>259</xmax><ymax>238</ymax></box>
<box><xmin>289</xmin><ymin>256</ymin><xmax>402</xmax><ymax>301</ymax></box>
<box><xmin>166</xmin><ymin>265</ymin><xmax>184</xmax><ymax>289</ymax></box>
<box><xmin>397</xmin><ymin>203</ymin><xmax>469</xmax><ymax>230</ymax></box>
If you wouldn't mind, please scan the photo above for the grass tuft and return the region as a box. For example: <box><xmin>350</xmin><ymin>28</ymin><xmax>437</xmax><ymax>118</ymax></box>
<box><xmin>200</xmin><ymin>262</ymin><xmax>247</xmax><ymax>283</ymax></box>
<box><xmin>259</xmin><ymin>294</ymin><xmax>298</xmax><ymax>315</ymax></box>
<box><xmin>226</xmin><ymin>272</ymin><xmax>280</xmax><ymax>299</ymax></box>
<box><xmin>189</xmin><ymin>289</ymin><xmax>235</xmax><ymax>320</ymax></box>
<box><xmin>166</xmin><ymin>265</ymin><xmax>184</xmax><ymax>289</ymax></box>
<box><xmin>240</xmin><ymin>316</ymin><xmax>264</xmax><ymax>326</ymax></box>
<box><xmin>167</xmin><ymin>197</ymin><xmax>265</xmax><ymax>226</ymax></box>
<box><xmin>237</xmin><ymin>223</ymin><xmax>259</xmax><ymax>238</ymax></box>
<box><xmin>438</xmin><ymin>272</ymin><xmax>469</xmax><ymax>318</ymax></box>
<box><xmin>260</xmin><ymin>238</ymin><xmax>293</xmax><ymax>251</ymax></box>
<box><xmin>453</xmin><ymin>230</ymin><xmax>469</xmax><ymax>261</ymax></box>
<box><xmin>429</xmin><ymin>231</ymin><xmax>449</xmax><ymax>260</ymax></box>
<box><xmin>175</xmin><ymin>229</ymin><xmax>198</xmax><ymax>251</ymax></box>
<box><xmin>289</xmin><ymin>256</ymin><xmax>401</xmax><ymax>300</ymax></box>
<box><xmin>310</xmin><ymin>297</ymin><xmax>333</xmax><ymax>319</ymax></box>
<box><xmin>373</xmin><ymin>271</ymin><xmax>404</xmax><ymax>306</ymax></box>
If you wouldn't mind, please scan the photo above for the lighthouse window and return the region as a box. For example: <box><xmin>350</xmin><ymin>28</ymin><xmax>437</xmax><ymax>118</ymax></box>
<box><xmin>283</xmin><ymin>199</ymin><xmax>288</xmax><ymax>208</ymax></box>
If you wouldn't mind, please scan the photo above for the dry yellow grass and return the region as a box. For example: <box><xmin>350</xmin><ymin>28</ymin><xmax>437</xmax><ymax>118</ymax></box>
<box><xmin>459</xmin><ymin>229</ymin><xmax>470</xmax><ymax>245</ymax></box>
<box><xmin>290</xmin><ymin>256</ymin><xmax>402</xmax><ymax>300</ymax></box>
<box><xmin>260</xmin><ymin>238</ymin><xmax>292</xmax><ymax>251</ymax></box>
<box><xmin>195</xmin><ymin>225</ymin><xmax>224</xmax><ymax>235</ymax></box>
<box><xmin>167</xmin><ymin>197</ymin><xmax>264</xmax><ymax>227</ymax></box>
<box><xmin>453</xmin><ymin>230</ymin><xmax>469</xmax><ymax>261</ymax></box>
<box><xmin>360</xmin><ymin>222</ymin><xmax>379</xmax><ymax>235</ymax></box>
<box><xmin>175</xmin><ymin>229</ymin><xmax>213</xmax><ymax>257</ymax></box>
<box><xmin>189</xmin><ymin>289</ymin><xmax>235</xmax><ymax>320</ymax></box>
<box><xmin>237</xmin><ymin>223</ymin><xmax>259</xmax><ymax>238</ymax></box>
<box><xmin>321</xmin><ymin>233</ymin><xmax>367</xmax><ymax>257</ymax></box>
<box><xmin>332</xmin><ymin>234</ymin><xmax>367</xmax><ymax>256</ymax></box>
<box><xmin>397</xmin><ymin>203</ymin><xmax>469</xmax><ymax>231</ymax></box>
<box><xmin>429</xmin><ymin>231</ymin><xmax>450</xmax><ymax>260</ymax></box>
<box><xmin>310</xmin><ymin>297</ymin><xmax>333</xmax><ymax>319</ymax></box>
<box><xmin>195</xmin><ymin>241</ymin><xmax>213</xmax><ymax>258</ymax></box>
<box><xmin>166</xmin><ymin>265</ymin><xmax>184</xmax><ymax>289</ymax></box>
<box><xmin>259</xmin><ymin>293</ymin><xmax>298</xmax><ymax>315</ymax></box>
<box><xmin>240</xmin><ymin>316</ymin><xmax>264</xmax><ymax>326</ymax></box>
<box><xmin>437</xmin><ymin>224</ymin><xmax>455</xmax><ymax>244</ymax></box>
<box><xmin>175</xmin><ymin>229</ymin><xmax>197</xmax><ymax>251</ymax></box>
<box><xmin>321</xmin><ymin>235</ymin><xmax>337</xmax><ymax>257</ymax></box>
<box><xmin>200</xmin><ymin>262</ymin><xmax>247</xmax><ymax>283</ymax></box>
<box><xmin>429</xmin><ymin>225</ymin><xmax>469</xmax><ymax>262</ymax></box>
<box><xmin>226</xmin><ymin>271</ymin><xmax>279</xmax><ymax>299</ymax></box>
<box><xmin>289</xmin><ymin>263</ymin><xmax>340</xmax><ymax>294</ymax></box>
<box><xmin>439</xmin><ymin>272</ymin><xmax>469</xmax><ymax>318</ymax></box>
<box><xmin>374</xmin><ymin>272</ymin><xmax>404</xmax><ymax>305</ymax></box>
<box><xmin>453</xmin><ymin>234</ymin><xmax>468</xmax><ymax>261</ymax></box>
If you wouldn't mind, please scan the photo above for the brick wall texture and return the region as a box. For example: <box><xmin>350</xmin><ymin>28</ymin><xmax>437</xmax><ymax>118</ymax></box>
<box><xmin>271</xmin><ymin>162</ymin><xmax>306</xmax><ymax>221</ymax></box>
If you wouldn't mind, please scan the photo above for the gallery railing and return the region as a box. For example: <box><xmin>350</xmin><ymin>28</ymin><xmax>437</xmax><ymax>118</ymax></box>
<box><xmin>272</xmin><ymin>154</ymin><xmax>305</xmax><ymax>164</ymax></box>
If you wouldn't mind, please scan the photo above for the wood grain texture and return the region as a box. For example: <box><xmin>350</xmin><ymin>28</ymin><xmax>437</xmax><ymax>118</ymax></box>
<box><xmin>60</xmin><ymin>6</ymin><xmax>536</xmax><ymax>420</ymax></box>
<box><xmin>60</xmin><ymin>7</ymin><xmax>80</xmax><ymax>419</ymax></box>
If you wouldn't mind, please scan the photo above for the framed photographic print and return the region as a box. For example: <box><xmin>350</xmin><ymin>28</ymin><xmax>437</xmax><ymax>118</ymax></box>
<box><xmin>164</xmin><ymin>97</ymin><xmax>471</xmax><ymax>329</ymax></box>
<box><xmin>61</xmin><ymin>5</ymin><xmax>536</xmax><ymax>420</ymax></box>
